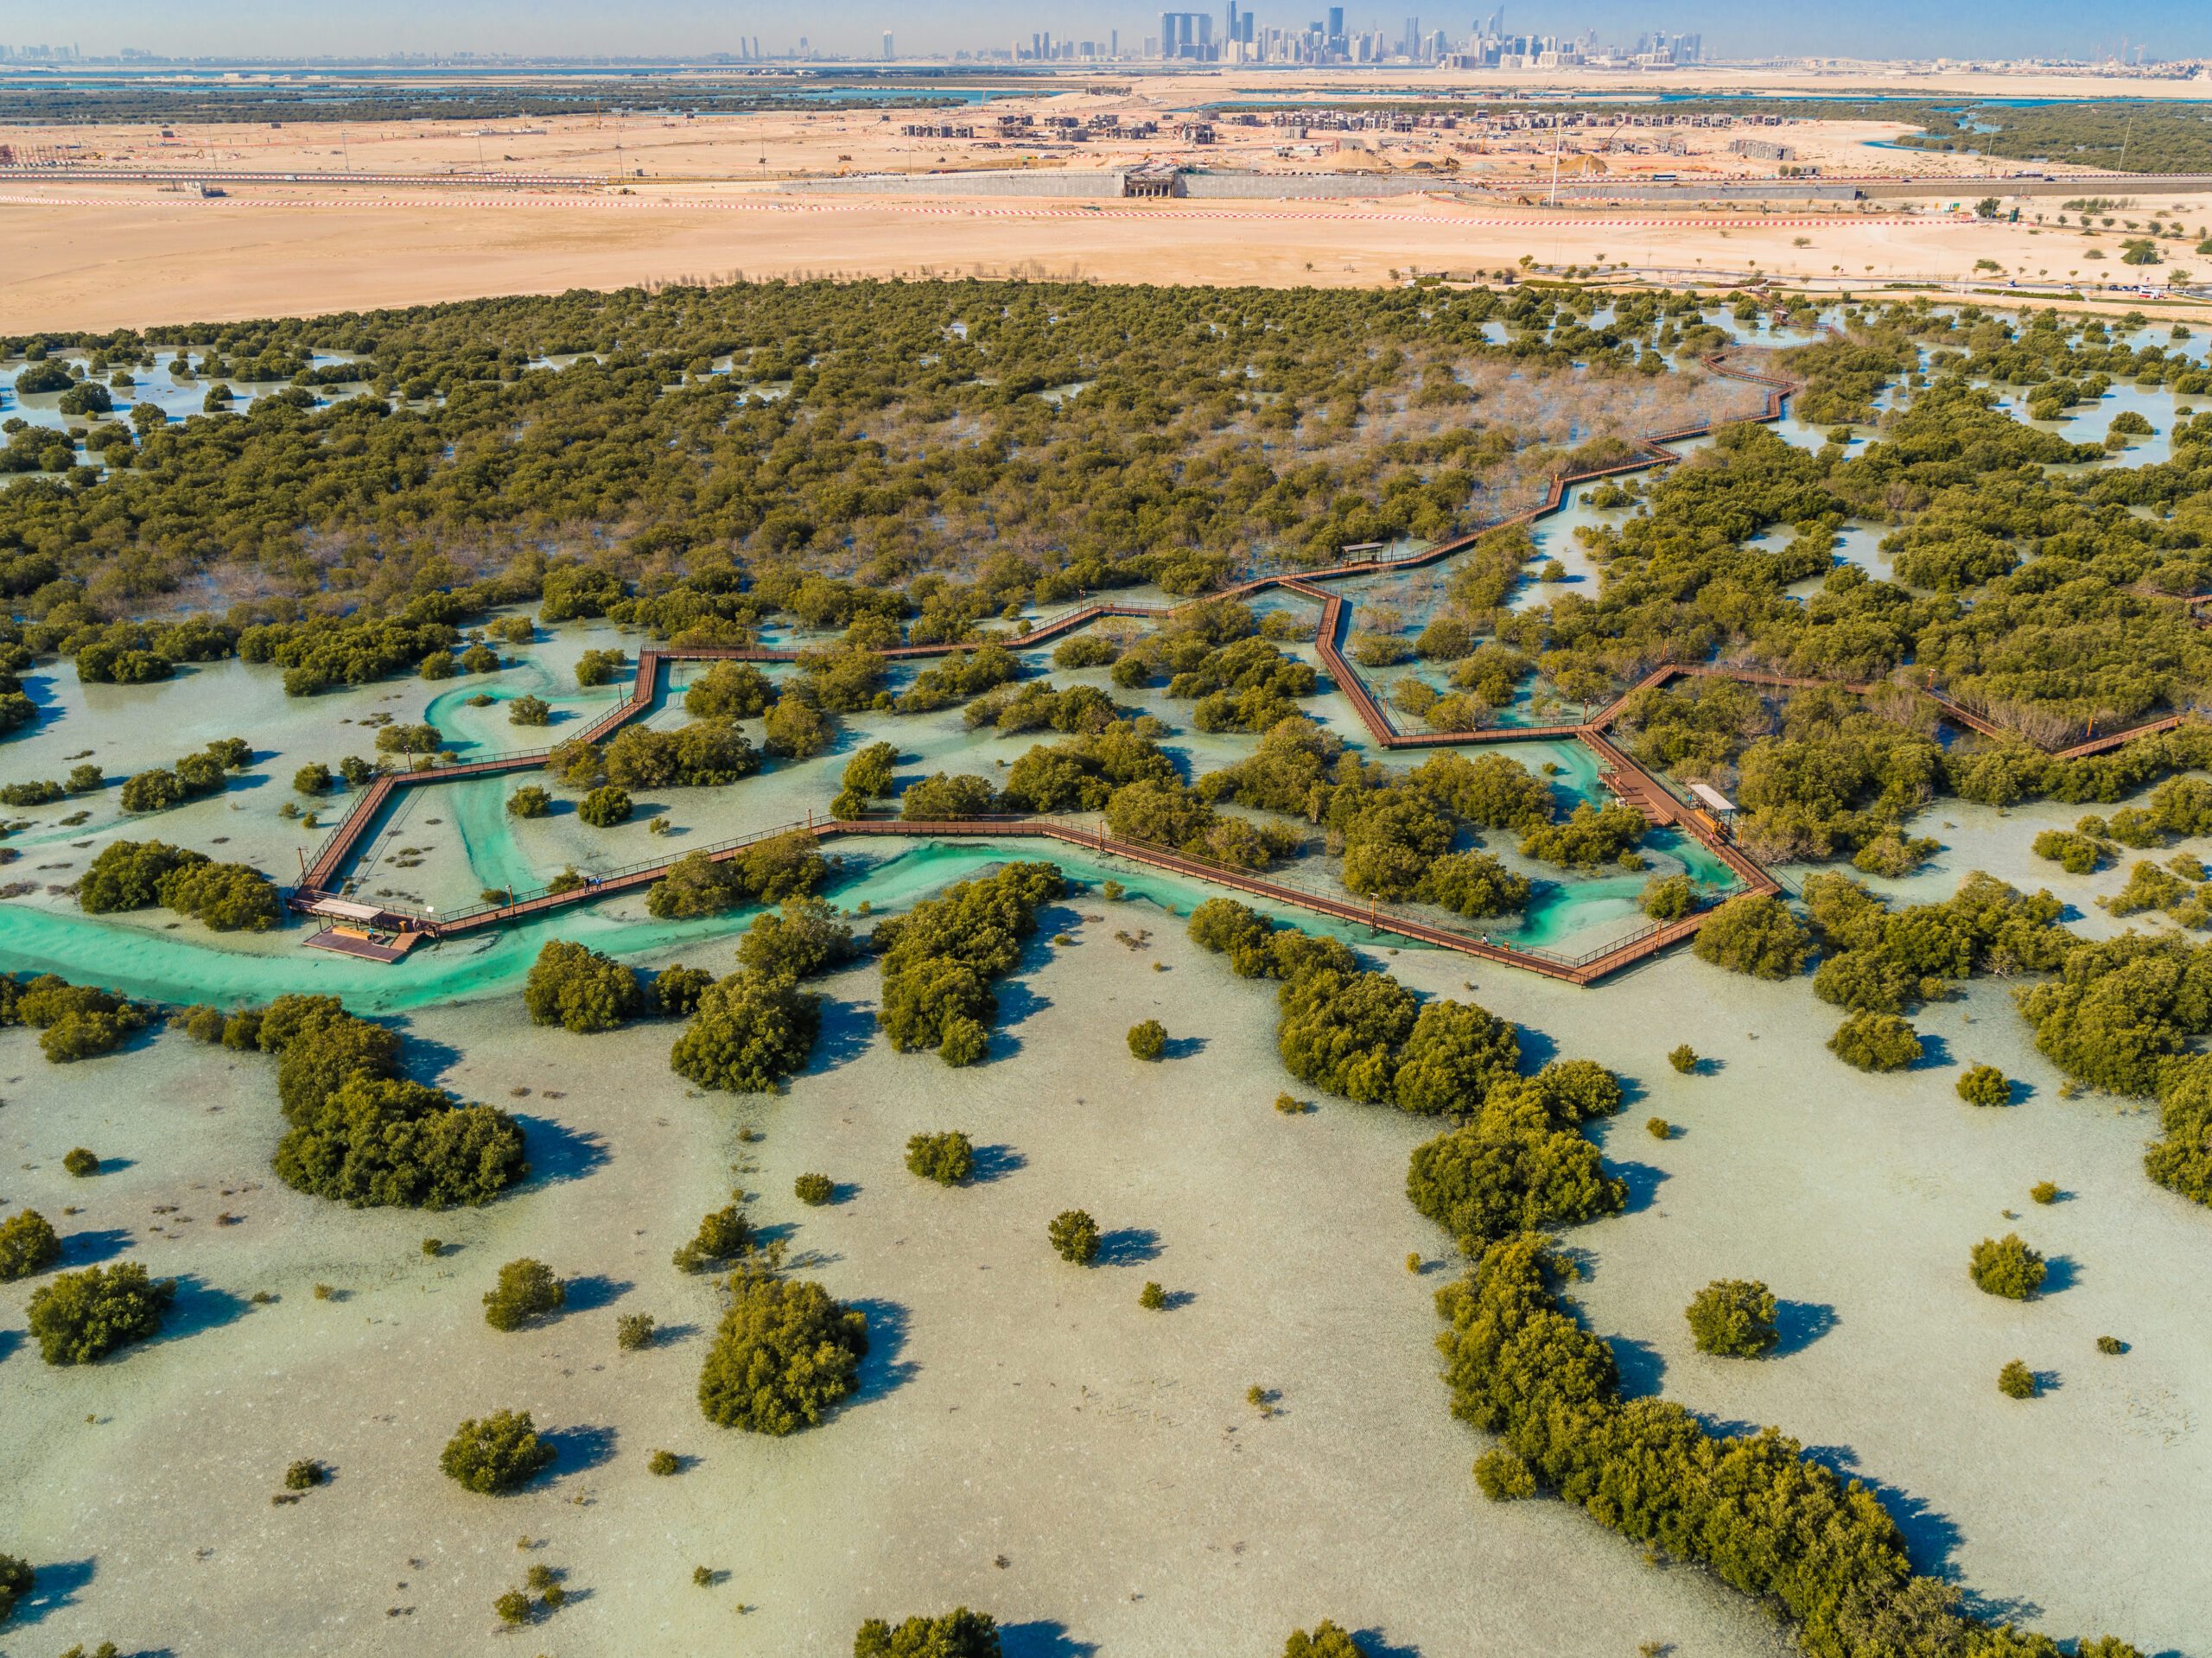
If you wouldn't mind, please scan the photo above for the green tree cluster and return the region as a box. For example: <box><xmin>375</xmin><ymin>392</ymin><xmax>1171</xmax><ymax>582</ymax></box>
<box><xmin>440</xmin><ymin>1408</ymin><xmax>554</xmax><ymax>1493</ymax></box>
<box><xmin>874</xmin><ymin>861</ymin><xmax>1065</xmax><ymax>1065</ymax></box>
<box><xmin>853</xmin><ymin>1609</ymin><xmax>1001</xmax><ymax>1658</ymax></box>
<box><xmin>25</xmin><ymin>1261</ymin><xmax>175</xmax><ymax>1364</ymax></box>
<box><xmin>482</xmin><ymin>1258</ymin><xmax>567</xmax><ymax>1330</ymax></box>
<box><xmin>696</xmin><ymin>1268</ymin><xmax>869</xmax><ymax>1434</ymax></box>
<box><xmin>644</xmin><ymin>833</ymin><xmax>830</xmax><ymax>919</ymax></box>
<box><xmin>245</xmin><ymin>993</ymin><xmax>528</xmax><ymax>1208</ymax></box>
<box><xmin>1685</xmin><ymin>1279</ymin><xmax>1780</xmax><ymax>1357</ymax></box>
<box><xmin>523</xmin><ymin>938</ymin><xmax>645</xmax><ymax>1032</ymax></box>
<box><xmin>6</xmin><ymin>974</ymin><xmax>148</xmax><ymax>1064</ymax></box>
<box><xmin>668</xmin><ymin>969</ymin><xmax>822</xmax><ymax>1093</ymax></box>
<box><xmin>0</xmin><ymin>1207</ymin><xmax>62</xmax><ymax>1280</ymax></box>
<box><xmin>906</xmin><ymin>1131</ymin><xmax>976</xmax><ymax>1185</ymax></box>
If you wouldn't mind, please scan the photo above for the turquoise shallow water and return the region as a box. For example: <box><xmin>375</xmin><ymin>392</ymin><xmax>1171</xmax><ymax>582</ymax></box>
<box><xmin>0</xmin><ymin>841</ymin><xmax>1394</xmax><ymax>1018</ymax></box>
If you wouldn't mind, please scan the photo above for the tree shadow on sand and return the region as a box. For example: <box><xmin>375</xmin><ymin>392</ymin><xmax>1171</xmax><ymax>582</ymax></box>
<box><xmin>1000</xmin><ymin>1621</ymin><xmax>1099</xmax><ymax>1658</ymax></box>
<box><xmin>541</xmin><ymin>1422</ymin><xmax>620</xmax><ymax>1477</ymax></box>
<box><xmin>9</xmin><ymin>1556</ymin><xmax>94</xmax><ymax>1628</ymax></box>
<box><xmin>1094</xmin><ymin>1227</ymin><xmax>1162</xmax><ymax>1267</ymax></box>
<box><xmin>513</xmin><ymin>1116</ymin><xmax>610</xmax><ymax>1187</ymax></box>
<box><xmin>61</xmin><ymin>1227</ymin><xmax>133</xmax><ymax>1267</ymax></box>
<box><xmin>967</xmin><ymin>1143</ymin><xmax>1027</xmax><ymax>1184</ymax></box>
<box><xmin>848</xmin><ymin>1297</ymin><xmax>918</xmax><ymax>1405</ymax></box>
<box><xmin>1771</xmin><ymin>1299</ymin><xmax>1840</xmax><ymax>1356</ymax></box>
<box><xmin>1607</xmin><ymin>1334</ymin><xmax>1668</xmax><ymax>1400</ymax></box>
<box><xmin>152</xmin><ymin>1275</ymin><xmax>253</xmax><ymax>1348</ymax></box>
<box><xmin>808</xmin><ymin>996</ymin><xmax>879</xmax><ymax>1074</ymax></box>
<box><xmin>561</xmin><ymin>1274</ymin><xmax>632</xmax><ymax>1313</ymax></box>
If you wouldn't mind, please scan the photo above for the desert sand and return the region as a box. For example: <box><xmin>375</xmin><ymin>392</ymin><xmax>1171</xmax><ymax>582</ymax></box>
<box><xmin>8</xmin><ymin>184</ymin><xmax>2212</xmax><ymax>333</ymax></box>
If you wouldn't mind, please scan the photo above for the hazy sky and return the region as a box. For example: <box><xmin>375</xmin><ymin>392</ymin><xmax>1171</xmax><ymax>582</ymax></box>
<box><xmin>10</xmin><ymin>0</ymin><xmax>2209</xmax><ymax>65</ymax></box>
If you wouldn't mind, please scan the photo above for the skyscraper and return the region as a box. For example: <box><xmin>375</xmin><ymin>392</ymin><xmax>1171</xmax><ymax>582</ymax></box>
<box><xmin>1328</xmin><ymin>6</ymin><xmax>1345</xmax><ymax>40</ymax></box>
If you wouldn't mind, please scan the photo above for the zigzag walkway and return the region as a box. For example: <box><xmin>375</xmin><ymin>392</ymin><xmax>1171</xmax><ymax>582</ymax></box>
<box><xmin>287</xmin><ymin>344</ymin><xmax>2193</xmax><ymax>983</ymax></box>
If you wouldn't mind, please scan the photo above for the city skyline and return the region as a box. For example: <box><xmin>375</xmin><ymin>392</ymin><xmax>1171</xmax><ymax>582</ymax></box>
<box><xmin>8</xmin><ymin>0</ymin><xmax>2210</xmax><ymax>67</ymax></box>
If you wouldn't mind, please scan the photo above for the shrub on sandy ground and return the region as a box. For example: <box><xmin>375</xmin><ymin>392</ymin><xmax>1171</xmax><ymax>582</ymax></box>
<box><xmin>1048</xmin><ymin>1210</ymin><xmax>1101</xmax><ymax>1265</ymax></box>
<box><xmin>482</xmin><ymin>1258</ymin><xmax>566</xmax><ymax>1331</ymax></box>
<box><xmin>1282</xmin><ymin>1621</ymin><xmax>1369</xmax><ymax>1658</ymax></box>
<box><xmin>1970</xmin><ymin>1234</ymin><xmax>2047</xmax><ymax>1299</ymax></box>
<box><xmin>905</xmin><ymin>1132</ymin><xmax>975</xmax><ymax>1186</ymax></box>
<box><xmin>2147</xmin><ymin>1057</ymin><xmax>2212</xmax><ymax>1208</ymax></box>
<box><xmin>0</xmin><ymin>1209</ymin><xmax>61</xmax><ymax>1280</ymax></box>
<box><xmin>854</xmin><ymin>1608</ymin><xmax>1001</xmax><ymax>1658</ymax></box>
<box><xmin>440</xmin><ymin>1409</ymin><xmax>554</xmax><ymax>1493</ymax></box>
<box><xmin>696</xmin><ymin>1270</ymin><xmax>868</xmax><ymax>1435</ymax></box>
<box><xmin>577</xmin><ymin>784</ymin><xmax>632</xmax><ymax>827</ymax></box>
<box><xmin>874</xmin><ymin>861</ymin><xmax>1065</xmax><ymax>1066</ymax></box>
<box><xmin>275</xmin><ymin>1074</ymin><xmax>525</xmax><ymax>1210</ymax></box>
<box><xmin>1956</xmin><ymin>1064</ymin><xmax>2012</xmax><ymax>1106</ymax></box>
<box><xmin>668</xmin><ymin>969</ymin><xmax>823</xmax><ymax>1093</ymax></box>
<box><xmin>1827</xmin><ymin>1013</ymin><xmax>1922</xmax><ymax>1072</ymax></box>
<box><xmin>794</xmin><ymin>1172</ymin><xmax>835</xmax><ymax>1205</ymax></box>
<box><xmin>1686</xmin><ymin>1280</ymin><xmax>1779</xmax><ymax>1357</ymax></box>
<box><xmin>1998</xmin><ymin>1359</ymin><xmax>2038</xmax><ymax>1400</ymax></box>
<box><xmin>1127</xmin><ymin>1019</ymin><xmax>1166</xmax><ymax>1059</ymax></box>
<box><xmin>738</xmin><ymin>898</ymin><xmax>858</xmax><ymax>981</ymax></box>
<box><xmin>673</xmin><ymin>1203</ymin><xmax>752</xmax><ymax>1274</ymax></box>
<box><xmin>26</xmin><ymin>1262</ymin><xmax>175</xmax><ymax>1364</ymax></box>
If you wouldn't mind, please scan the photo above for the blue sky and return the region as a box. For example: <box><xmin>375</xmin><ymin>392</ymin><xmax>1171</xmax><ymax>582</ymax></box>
<box><xmin>11</xmin><ymin>0</ymin><xmax>2211</xmax><ymax>64</ymax></box>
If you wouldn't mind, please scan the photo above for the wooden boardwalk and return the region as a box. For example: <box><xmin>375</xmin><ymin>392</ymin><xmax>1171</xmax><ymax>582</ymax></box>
<box><xmin>285</xmin><ymin>343</ymin><xmax>2195</xmax><ymax>985</ymax></box>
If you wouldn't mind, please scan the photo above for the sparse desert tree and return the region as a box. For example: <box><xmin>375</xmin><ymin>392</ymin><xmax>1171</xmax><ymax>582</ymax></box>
<box><xmin>440</xmin><ymin>1408</ymin><xmax>555</xmax><ymax>1494</ymax></box>
<box><xmin>905</xmin><ymin>1131</ymin><xmax>975</xmax><ymax>1185</ymax></box>
<box><xmin>854</xmin><ymin>1608</ymin><xmax>1002</xmax><ymax>1658</ymax></box>
<box><xmin>482</xmin><ymin>1258</ymin><xmax>567</xmax><ymax>1330</ymax></box>
<box><xmin>1283</xmin><ymin>1620</ymin><xmax>1370</xmax><ymax>1658</ymax></box>
<box><xmin>1956</xmin><ymin>1064</ymin><xmax>2012</xmax><ymax>1106</ymax></box>
<box><xmin>1048</xmin><ymin>1209</ymin><xmax>1101</xmax><ymax>1265</ymax></box>
<box><xmin>0</xmin><ymin>1209</ymin><xmax>62</xmax><ymax>1280</ymax></box>
<box><xmin>1686</xmin><ymin>1280</ymin><xmax>1779</xmax><ymax>1357</ymax></box>
<box><xmin>25</xmin><ymin>1261</ymin><xmax>175</xmax><ymax>1364</ymax></box>
<box><xmin>696</xmin><ymin>1271</ymin><xmax>869</xmax><ymax>1434</ymax></box>
<box><xmin>1970</xmin><ymin>1234</ymin><xmax>2047</xmax><ymax>1300</ymax></box>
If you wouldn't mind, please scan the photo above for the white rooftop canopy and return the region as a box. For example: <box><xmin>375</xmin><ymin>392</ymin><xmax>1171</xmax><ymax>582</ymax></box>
<box><xmin>307</xmin><ymin>898</ymin><xmax>385</xmax><ymax>923</ymax></box>
<box><xmin>1688</xmin><ymin>782</ymin><xmax>1737</xmax><ymax>814</ymax></box>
